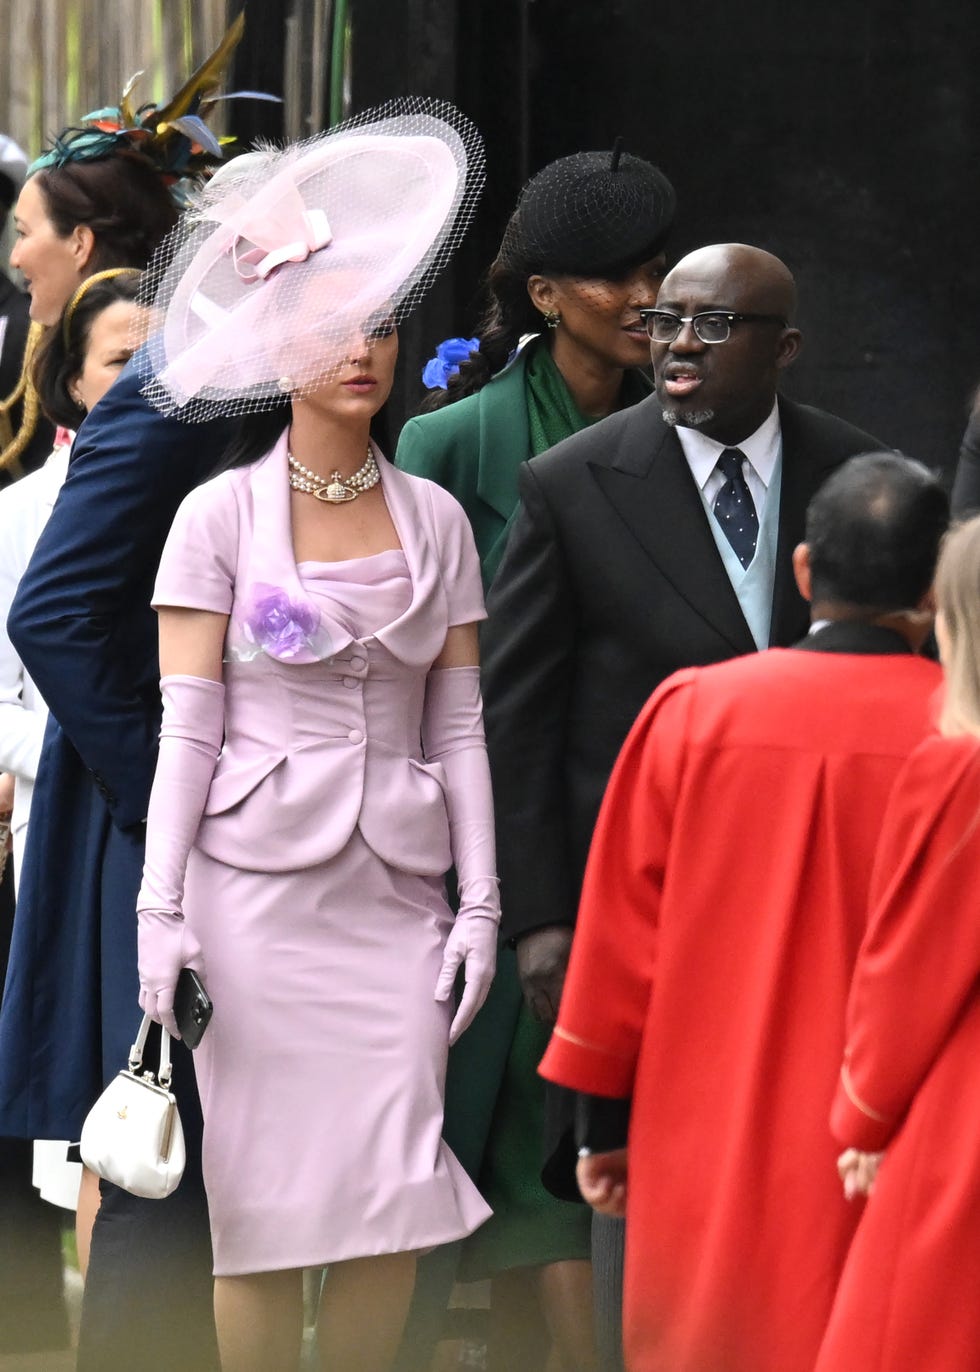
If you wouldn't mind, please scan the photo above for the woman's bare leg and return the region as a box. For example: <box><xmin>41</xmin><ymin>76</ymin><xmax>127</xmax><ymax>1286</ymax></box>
<box><xmin>539</xmin><ymin>1260</ymin><xmax>599</xmax><ymax>1372</ymax></box>
<box><xmin>316</xmin><ymin>1251</ymin><xmax>416</xmax><ymax>1372</ymax></box>
<box><xmin>214</xmin><ymin>1268</ymin><xmax>304</xmax><ymax>1372</ymax></box>
<box><xmin>75</xmin><ymin>1165</ymin><xmax>102</xmax><ymax>1281</ymax></box>
<box><xmin>486</xmin><ymin>1262</ymin><xmax>597</xmax><ymax>1371</ymax></box>
<box><xmin>487</xmin><ymin>1266</ymin><xmax>550</xmax><ymax>1371</ymax></box>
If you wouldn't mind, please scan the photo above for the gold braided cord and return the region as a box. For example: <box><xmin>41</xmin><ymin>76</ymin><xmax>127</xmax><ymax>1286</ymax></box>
<box><xmin>0</xmin><ymin>322</ymin><xmax>47</xmax><ymax>478</ymax></box>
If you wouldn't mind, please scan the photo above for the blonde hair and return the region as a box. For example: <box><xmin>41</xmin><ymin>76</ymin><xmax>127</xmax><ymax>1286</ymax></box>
<box><xmin>936</xmin><ymin>515</ymin><xmax>980</xmax><ymax>737</ymax></box>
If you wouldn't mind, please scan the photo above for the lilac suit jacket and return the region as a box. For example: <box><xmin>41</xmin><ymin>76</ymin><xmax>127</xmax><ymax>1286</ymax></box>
<box><xmin>154</xmin><ymin>433</ymin><xmax>486</xmax><ymax>875</ymax></box>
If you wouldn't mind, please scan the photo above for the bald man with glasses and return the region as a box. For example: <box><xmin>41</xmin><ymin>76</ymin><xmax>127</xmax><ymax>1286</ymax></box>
<box><xmin>480</xmin><ymin>243</ymin><xmax>883</xmax><ymax>1370</ymax></box>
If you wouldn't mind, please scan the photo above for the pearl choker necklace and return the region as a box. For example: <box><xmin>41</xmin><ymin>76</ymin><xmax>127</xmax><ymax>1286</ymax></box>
<box><xmin>287</xmin><ymin>446</ymin><xmax>380</xmax><ymax>503</ymax></box>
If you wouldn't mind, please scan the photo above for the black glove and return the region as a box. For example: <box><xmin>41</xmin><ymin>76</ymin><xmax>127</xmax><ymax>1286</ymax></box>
<box><xmin>516</xmin><ymin>924</ymin><xmax>574</xmax><ymax>1024</ymax></box>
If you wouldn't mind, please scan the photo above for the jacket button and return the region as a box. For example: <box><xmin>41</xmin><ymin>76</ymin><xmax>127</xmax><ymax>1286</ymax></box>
<box><xmin>349</xmin><ymin>655</ymin><xmax>366</xmax><ymax>671</ymax></box>
<box><xmin>348</xmin><ymin>729</ymin><xmax>364</xmax><ymax>744</ymax></box>
<box><xmin>342</xmin><ymin>677</ymin><xmax>358</xmax><ymax>689</ymax></box>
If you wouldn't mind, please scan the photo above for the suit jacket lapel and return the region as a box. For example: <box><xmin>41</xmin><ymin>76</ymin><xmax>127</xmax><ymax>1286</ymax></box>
<box><xmin>588</xmin><ymin>396</ymin><xmax>756</xmax><ymax>655</ymax></box>
<box><xmin>768</xmin><ymin>396</ymin><xmax>810</xmax><ymax>645</ymax></box>
<box><xmin>768</xmin><ymin>396</ymin><xmax>846</xmax><ymax>645</ymax></box>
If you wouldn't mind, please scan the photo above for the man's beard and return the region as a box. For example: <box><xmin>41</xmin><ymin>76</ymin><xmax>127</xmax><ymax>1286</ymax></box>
<box><xmin>662</xmin><ymin>406</ymin><xmax>716</xmax><ymax>429</ymax></box>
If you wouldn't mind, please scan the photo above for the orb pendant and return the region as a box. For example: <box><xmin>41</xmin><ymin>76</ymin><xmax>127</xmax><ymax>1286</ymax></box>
<box><xmin>316</xmin><ymin>481</ymin><xmax>356</xmax><ymax>503</ymax></box>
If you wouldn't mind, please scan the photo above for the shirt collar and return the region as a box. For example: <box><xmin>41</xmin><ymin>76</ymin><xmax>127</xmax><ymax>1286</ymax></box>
<box><xmin>674</xmin><ymin>400</ymin><xmax>781</xmax><ymax>491</ymax></box>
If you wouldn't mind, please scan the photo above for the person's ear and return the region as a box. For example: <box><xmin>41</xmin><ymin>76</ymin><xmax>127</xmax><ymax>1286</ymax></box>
<box><xmin>775</xmin><ymin>327</ymin><xmax>803</xmax><ymax>370</ymax></box>
<box><xmin>792</xmin><ymin>542</ymin><xmax>812</xmax><ymax>601</ymax></box>
<box><xmin>70</xmin><ymin>223</ymin><xmax>96</xmax><ymax>272</ymax></box>
<box><xmin>527</xmin><ymin>274</ymin><xmax>560</xmax><ymax>320</ymax></box>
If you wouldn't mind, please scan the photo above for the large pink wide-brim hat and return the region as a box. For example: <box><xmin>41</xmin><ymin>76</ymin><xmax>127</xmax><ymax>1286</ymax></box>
<box><xmin>140</xmin><ymin>98</ymin><xmax>484</xmax><ymax>420</ymax></box>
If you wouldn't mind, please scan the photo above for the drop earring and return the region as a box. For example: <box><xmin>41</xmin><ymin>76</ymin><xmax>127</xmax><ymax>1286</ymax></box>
<box><xmin>543</xmin><ymin>311</ymin><xmax>561</xmax><ymax>329</ymax></box>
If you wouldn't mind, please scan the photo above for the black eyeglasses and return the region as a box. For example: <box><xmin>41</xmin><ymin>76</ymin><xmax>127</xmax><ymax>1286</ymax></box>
<box><xmin>638</xmin><ymin>309</ymin><xmax>789</xmax><ymax>344</ymax></box>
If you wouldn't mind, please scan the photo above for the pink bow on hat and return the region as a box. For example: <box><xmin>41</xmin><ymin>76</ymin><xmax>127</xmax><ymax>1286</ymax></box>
<box><xmin>213</xmin><ymin>184</ymin><xmax>333</xmax><ymax>283</ymax></box>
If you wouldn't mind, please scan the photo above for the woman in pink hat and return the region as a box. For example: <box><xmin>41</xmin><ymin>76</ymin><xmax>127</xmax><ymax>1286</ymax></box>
<box><xmin>135</xmin><ymin>102</ymin><xmax>495</xmax><ymax>1372</ymax></box>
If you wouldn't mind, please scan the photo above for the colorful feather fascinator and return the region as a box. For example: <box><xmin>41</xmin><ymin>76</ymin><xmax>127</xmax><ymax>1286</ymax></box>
<box><xmin>29</xmin><ymin>12</ymin><xmax>275</xmax><ymax>205</ymax></box>
<box><xmin>138</xmin><ymin>97</ymin><xmax>485</xmax><ymax>422</ymax></box>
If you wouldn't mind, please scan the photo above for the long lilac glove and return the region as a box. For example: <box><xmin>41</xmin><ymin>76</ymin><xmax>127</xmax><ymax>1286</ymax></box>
<box><xmin>425</xmin><ymin>666</ymin><xmax>500</xmax><ymax>1044</ymax></box>
<box><xmin>137</xmin><ymin>675</ymin><xmax>224</xmax><ymax>1037</ymax></box>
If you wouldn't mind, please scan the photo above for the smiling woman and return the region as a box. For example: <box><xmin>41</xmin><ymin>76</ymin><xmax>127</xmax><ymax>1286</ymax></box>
<box><xmin>0</xmin><ymin>13</ymin><xmax>245</xmax><ymax>479</ymax></box>
<box><xmin>10</xmin><ymin>161</ymin><xmax>174</xmax><ymax>328</ymax></box>
<box><xmin>0</xmin><ymin>116</ymin><xmax>185</xmax><ymax>479</ymax></box>
<box><xmin>0</xmin><ymin>265</ymin><xmax>150</xmax><ymax>1282</ymax></box>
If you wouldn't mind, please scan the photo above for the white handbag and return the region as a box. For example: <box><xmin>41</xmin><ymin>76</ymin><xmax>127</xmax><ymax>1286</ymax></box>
<box><xmin>79</xmin><ymin>1014</ymin><xmax>186</xmax><ymax>1199</ymax></box>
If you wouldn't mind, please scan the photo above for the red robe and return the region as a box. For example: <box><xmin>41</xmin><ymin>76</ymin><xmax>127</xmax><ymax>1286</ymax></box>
<box><xmin>815</xmin><ymin>733</ymin><xmax>980</xmax><ymax>1372</ymax></box>
<box><xmin>540</xmin><ymin>646</ymin><xmax>941</xmax><ymax>1372</ymax></box>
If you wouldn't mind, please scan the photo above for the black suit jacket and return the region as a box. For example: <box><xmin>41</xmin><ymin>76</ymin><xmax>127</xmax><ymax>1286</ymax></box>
<box><xmin>951</xmin><ymin>402</ymin><xmax>980</xmax><ymax>518</ymax></box>
<box><xmin>482</xmin><ymin>391</ymin><xmax>882</xmax><ymax>942</ymax></box>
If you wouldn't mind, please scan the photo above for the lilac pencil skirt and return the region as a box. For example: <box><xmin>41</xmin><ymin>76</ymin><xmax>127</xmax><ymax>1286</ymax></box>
<box><xmin>184</xmin><ymin>831</ymin><xmax>491</xmax><ymax>1276</ymax></box>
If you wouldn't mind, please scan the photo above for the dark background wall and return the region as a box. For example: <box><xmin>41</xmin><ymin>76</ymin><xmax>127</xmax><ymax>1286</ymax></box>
<box><xmin>235</xmin><ymin>0</ymin><xmax>980</xmax><ymax>477</ymax></box>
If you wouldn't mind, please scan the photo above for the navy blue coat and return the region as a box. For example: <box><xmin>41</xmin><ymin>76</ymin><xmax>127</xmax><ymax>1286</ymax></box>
<box><xmin>0</xmin><ymin>360</ymin><xmax>232</xmax><ymax>1139</ymax></box>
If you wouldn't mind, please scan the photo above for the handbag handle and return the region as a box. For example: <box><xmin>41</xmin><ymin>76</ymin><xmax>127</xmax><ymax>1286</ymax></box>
<box><xmin>127</xmin><ymin>1013</ymin><xmax>173</xmax><ymax>1089</ymax></box>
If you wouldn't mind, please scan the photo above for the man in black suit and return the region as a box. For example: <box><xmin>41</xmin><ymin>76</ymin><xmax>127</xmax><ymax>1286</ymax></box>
<box><xmin>481</xmin><ymin>242</ymin><xmax>883</xmax><ymax>1370</ymax></box>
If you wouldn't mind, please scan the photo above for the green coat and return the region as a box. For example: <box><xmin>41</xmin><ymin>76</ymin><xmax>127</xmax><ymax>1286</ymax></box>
<box><xmin>397</xmin><ymin>346</ymin><xmax>654</xmax><ymax>587</ymax></box>
<box><xmin>393</xmin><ymin>348</ymin><xmax>652</xmax><ymax>1334</ymax></box>
<box><xmin>395</xmin><ymin>349</ymin><xmax>534</xmax><ymax>587</ymax></box>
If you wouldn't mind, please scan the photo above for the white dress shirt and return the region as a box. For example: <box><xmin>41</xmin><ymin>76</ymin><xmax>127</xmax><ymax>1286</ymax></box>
<box><xmin>0</xmin><ymin>442</ymin><xmax>70</xmax><ymax>884</ymax></box>
<box><xmin>0</xmin><ymin>440</ymin><xmax>82</xmax><ymax>1213</ymax></box>
<box><xmin>674</xmin><ymin>401</ymin><xmax>782</xmax><ymax>519</ymax></box>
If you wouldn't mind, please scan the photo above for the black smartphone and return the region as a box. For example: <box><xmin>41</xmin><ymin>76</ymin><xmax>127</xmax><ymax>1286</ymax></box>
<box><xmin>173</xmin><ymin>968</ymin><xmax>213</xmax><ymax>1050</ymax></box>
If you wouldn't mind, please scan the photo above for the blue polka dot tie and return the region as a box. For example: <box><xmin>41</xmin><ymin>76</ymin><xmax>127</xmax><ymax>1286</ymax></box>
<box><xmin>713</xmin><ymin>448</ymin><xmax>759</xmax><ymax>569</ymax></box>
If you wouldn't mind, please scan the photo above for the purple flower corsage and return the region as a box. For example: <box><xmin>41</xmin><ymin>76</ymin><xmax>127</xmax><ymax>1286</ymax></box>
<box><xmin>421</xmin><ymin>336</ymin><xmax>480</xmax><ymax>389</ymax></box>
<box><xmin>236</xmin><ymin>584</ymin><xmax>324</xmax><ymax>662</ymax></box>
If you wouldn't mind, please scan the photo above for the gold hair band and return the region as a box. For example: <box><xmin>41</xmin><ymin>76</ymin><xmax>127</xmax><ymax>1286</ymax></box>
<box><xmin>62</xmin><ymin>268</ymin><xmax>141</xmax><ymax>349</ymax></box>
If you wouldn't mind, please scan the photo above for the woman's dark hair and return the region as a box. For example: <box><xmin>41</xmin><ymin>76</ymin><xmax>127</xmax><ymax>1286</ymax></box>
<box><xmin>417</xmin><ymin>244</ymin><xmax>544</xmax><ymax>413</ymax></box>
<box><xmin>212</xmin><ymin>402</ymin><xmax>292</xmax><ymax>477</ymax></box>
<box><xmin>420</xmin><ymin>148</ymin><xmax>675</xmax><ymax>413</ymax></box>
<box><xmin>32</xmin><ymin>150</ymin><xmax>178</xmax><ymax>272</ymax></box>
<box><xmin>33</xmin><ymin>271</ymin><xmax>143</xmax><ymax>429</ymax></box>
<box><xmin>211</xmin><ymin>402</ymin><xmax>393</xmax><ymax>479</ymax></box>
